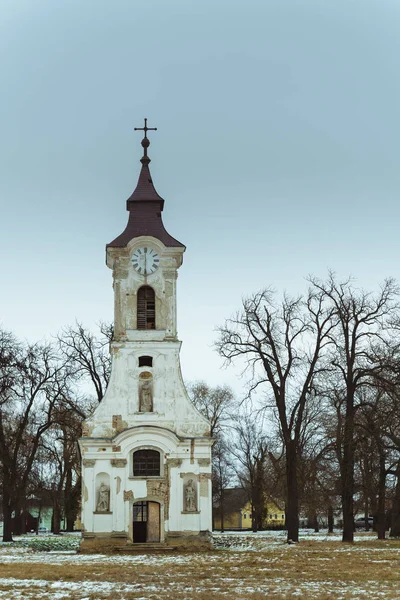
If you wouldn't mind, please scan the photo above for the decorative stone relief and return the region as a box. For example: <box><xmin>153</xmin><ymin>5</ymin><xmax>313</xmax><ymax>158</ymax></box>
<box><xmin>184</xmin><ymin>479</ymin><xmax>197</xmax><ymax>512</ymax></box>
<box><xmin>179</xmin><ymin>423</ymin><xmax>210</xmax><ymax>436</ymax></box>
<box><xmin>198</xmin><ymin>459</ymin><xmax>211</xmax><ymax>467</ymax></box>
<box><xmin>167</xmin><ymin>458</ymin><xmax>182</xmax><ymax>468</ymax></box>
<box><xmin>112</xmin><ymin>445</ymin><xmax>121</xmax><ymax>452</ymax></box>
<box><xmin>139</xmin><ymin>372</ymin><xmax>153</xmax><ymax>412</ymax></box>
<box><xmin>96</xmin><ymin>483</ymin><xmax>110</xmax><ymax>512</ymax></box>
<box><xmin>83</xmin><ymin>459</ymin><xmax>96</xmax><ymax>468</ymax></box>
<box><xmin>123</xmin><ymin>490</ymin><xmax>134</xmax><ymax>502</ymax></box>
<box><xmin>82</xmin><ymin>423</ymin><xmax>90</xmax><ymax>437</ymax></box>
<box><xmin>111</xmin><ymin>459</ymin><xmax>127</xmax><ymax>468</ymax></box>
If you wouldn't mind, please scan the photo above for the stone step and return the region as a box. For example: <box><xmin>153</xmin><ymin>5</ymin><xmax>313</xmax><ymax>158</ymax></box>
<box><xmin>114</xmin><ymin>543</ymin><xmax>175</xmax><ymax>553</ymax></box>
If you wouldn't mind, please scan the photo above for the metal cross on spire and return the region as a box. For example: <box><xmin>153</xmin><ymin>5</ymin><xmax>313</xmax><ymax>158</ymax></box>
<box><xmin>134</xmin><ymin>118</ymin><xmax>157</xmax><ymax>158</ymax></box>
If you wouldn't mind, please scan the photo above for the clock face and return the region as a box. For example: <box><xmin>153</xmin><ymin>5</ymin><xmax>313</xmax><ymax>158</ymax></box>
<box><xmin>131</xmin><ymin>247</ymin><xmax>160</xmax><ymax>275</ymax></box>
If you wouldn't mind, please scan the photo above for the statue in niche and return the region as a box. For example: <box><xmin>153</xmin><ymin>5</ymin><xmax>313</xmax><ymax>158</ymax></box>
<box><xmin>96</xmin><ymin>482</ymin><xmax>110</xmax><ymax>512</ymax></box>
<box><xmin>139</xmin><ymin>373</ymin><xmax>153</xmax><ymax>412</ymax></box>
<box><xmin>184</xmin><ymin>479</ymin><xmax>197</xmax><ymax>512</ymax></box>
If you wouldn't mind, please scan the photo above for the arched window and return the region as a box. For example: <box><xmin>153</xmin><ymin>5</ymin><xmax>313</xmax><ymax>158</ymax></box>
<box><xmin>132</xmin><ymin>449</ymin><xmax>160</xmax><ymax>476</ymax></box>
<box><xmin>137</xmin><ymin>286</ymin><xmax>155</xmax><ymax>330</ymax></box>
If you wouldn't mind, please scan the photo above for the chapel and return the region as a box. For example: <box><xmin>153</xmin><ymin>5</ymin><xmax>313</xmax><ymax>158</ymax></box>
<box><xmin>79</xmin><ymin>121</ymin><xmax>213</xmax><ymax>551</ymax></box>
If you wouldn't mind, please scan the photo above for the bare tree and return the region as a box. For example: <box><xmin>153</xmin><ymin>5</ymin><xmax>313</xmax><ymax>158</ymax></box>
<box><xmin>188</xmin><ymin>382</ymin><xmax>236</xmax><ymax>531</ymax></box>
<box><xmin>216</xmin><ymin>286</ymin><xmax>334</xmax><ymax>542</ymax></box>
<box><xmin>58</xmin><ymin>322</ymin><xmax>112</xmax><ymax>404</ymax></box>
<box><xmin>188</xmin><ymin>381</ymin><xmax>235</xmax><ymax>437</ymax></box>
<box><xmin>229</xmin><ymin>413</ymin><xmax>270</xmax><ymax>532</ymax></box>
<box><xmin>37</xmin><ymin>406</ymin><xmax>82</xmax><ymax>534</ymax></box>
<box><xmin>296</xmin><ymin>399</ymin><xmax>338</xmax><ymax>533</ymax></box>
<box><xmin>211</xmin><ymin>435</ymin><xmax>235</xmax><ymax>532</ymax></box>
<box><xmin>383</xmin><ymin>389</ymin><xmax>400</xmax><ymax>538</ymax></box>
<box><xmin>0</xmin><ymin>330</ymin><xmax>69</xmax><ymax>542</ymax></box>
<box><xmin>310</xmin><ymin>274</ymin><xmax>400</xmax><ymax>542</ymax></box>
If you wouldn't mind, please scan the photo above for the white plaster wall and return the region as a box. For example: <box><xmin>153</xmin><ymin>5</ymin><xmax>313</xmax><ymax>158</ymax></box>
<box><xmin>80</xmin><ymin>235</ymin><xmax>213</xmax><ymax>540</ymax></box>
<box><xmin>80</xmin><ymin>427</ymin><xmax>212</xmax><ymax>537</ymax></box>
<box><xmin>85</xmin><ymin>340</ymin><xmax>210</xmax><ymax>438</ymax></box>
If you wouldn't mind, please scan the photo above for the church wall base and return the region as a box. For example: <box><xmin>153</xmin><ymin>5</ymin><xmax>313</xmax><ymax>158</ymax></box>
<box><xmin>79</xmin><ymin>534</ymin><xmax>128</xmax><ymax>554</ymax></box>
<box><xmin>165</xmin><ymin>530</ymin><xmax>212</xmax><ymax>550</ymax></box>
<box><xmin>79</xmin><ymin>530</ymin><xmax>212</xmax><ymax>553</ymax></box>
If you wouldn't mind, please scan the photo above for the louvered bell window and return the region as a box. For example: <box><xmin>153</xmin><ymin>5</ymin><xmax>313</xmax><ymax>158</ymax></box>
<box><xmin>137</xmin><ymin>286</ymin><xmax>156</xmax><ymax>330</ymax></box>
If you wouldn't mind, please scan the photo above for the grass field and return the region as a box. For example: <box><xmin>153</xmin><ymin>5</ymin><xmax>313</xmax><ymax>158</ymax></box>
<box><xmin>0</xmin><ymin>531</ymin><xmax>399</xmax><ymax>599</ymax></box>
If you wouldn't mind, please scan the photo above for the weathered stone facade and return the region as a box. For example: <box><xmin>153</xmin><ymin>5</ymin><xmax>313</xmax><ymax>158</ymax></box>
<box><xmin>79</xmin><ymin>130</ymin><xmax>213</xmax><ymax>551</ymax></box>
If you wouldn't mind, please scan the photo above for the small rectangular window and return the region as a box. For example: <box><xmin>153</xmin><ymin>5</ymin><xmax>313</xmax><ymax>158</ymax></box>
<box><xmin>139</xmin><ymin>356</ymin><xmax>153</xmax><ymax>367</ymax></box>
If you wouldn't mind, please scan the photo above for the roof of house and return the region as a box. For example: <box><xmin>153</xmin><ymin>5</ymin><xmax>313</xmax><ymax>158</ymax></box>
<box><xmin>213</xmin><ymin>488</ymin><xmax>249</xmax><ymax>513</ymax></box>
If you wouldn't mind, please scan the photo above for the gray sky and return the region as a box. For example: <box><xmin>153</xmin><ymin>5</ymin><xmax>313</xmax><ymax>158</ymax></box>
<box><xmin>1</xmin><ymin>0</ymin><xmax>400</xmax><ymax>395</ymax></box>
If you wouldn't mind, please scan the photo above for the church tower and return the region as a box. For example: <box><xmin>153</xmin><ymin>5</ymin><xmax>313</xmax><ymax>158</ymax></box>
<box><xmin>79</xmin><ymin>121</ymin><xmax>213</xmax><ymax>551</ymax></box>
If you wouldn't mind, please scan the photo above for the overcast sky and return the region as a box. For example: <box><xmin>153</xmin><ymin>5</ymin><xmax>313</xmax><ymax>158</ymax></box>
<box><xmin>1</xmin><ymin>0</ymin><xmax>400</xmax><ymax>396</ymax></box>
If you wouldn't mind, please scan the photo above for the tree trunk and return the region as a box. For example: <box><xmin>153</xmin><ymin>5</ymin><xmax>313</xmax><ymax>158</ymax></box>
<box><xmin>66</xmin><ymin>515</ymin><xmax>75</xmax><ymax>532</ymax></box>
<box><xmin>64</xmin><ymin>468</ymin><xmax>78</xmax><ymax>532</ymax></box>
<box><xmin>36</xmin><ymin>506</ymin><xmax>42</xmax><ymax>535</ymax></box>
<box><xmin>313</xmin><ymin>512</ymin><xmax>319</xmax><ymax>533</ymax></box>
<box><xmin>13</xmin><ymin>510</ymin><xmax>22</xmax><ymax>536</ymax></box>
<box><xmin>220</xmin><ymin>488</ymin><xmax>225</xmax><ymax>533</ymax></box>
<box><xmin>377</xmin><ymin>451</ymin><xmax>386</xmax><ymax>540</ymax></box>
<box><xmin>2</xmin><ymin>490</ymin><xmax>13</xmax><ymax>543</ymax></box>
<box><xmin>252</xmin><ymin>473</ymin><xmax>263</xmax><ymax>532</ymax></box>
<box><xmin>286</xmin><ymin>440</ymin><xmax>299</xmax><ymax>543</ymax></box>
<box><xmin>364</xmin><ymin>497</ymin><xmax>370</xmax><ymax>532</ymax></box>
<box><xmin>52</xmin><ymin>501</ymin><xmax>61</xmax><ymax>535</ymax></box>
<box><xmin>328</xmin><ymin>505</ymin><xmax>334</xmax><ymax>533</ymax></box>
<box><xmin>341</xmin><ymin>393</ymin><xmax>355</xmax><ymax>543</ymax></box>
<box><xmin>251</xmin><ymin>499</ymin><xmax>258</xmax><ymax>533</ymax></box>
<box><xmin>20</xmin><ymin>511</ymin><xmax>27</xmax><ymax>535</ymax></box>
<box><xmin>390</xmin><ymin>461</ymin><xmax>400</xmax><ymax>538</ymax></box>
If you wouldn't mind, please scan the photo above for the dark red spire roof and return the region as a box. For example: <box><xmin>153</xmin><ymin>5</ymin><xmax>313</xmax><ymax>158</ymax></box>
<box><xmin>107</xmin><ymin>124</ymin><xmax>185</xmax><ymax>250</ymax></box>
<box><xmin>126</xmin><ymin>155</ymin><xmax>165</xmax><ymax>208</ymax></box>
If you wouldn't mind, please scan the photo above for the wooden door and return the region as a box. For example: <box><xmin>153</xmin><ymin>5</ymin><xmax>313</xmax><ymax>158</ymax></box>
<box><xmin>147</xmin><ymin>502</ymin><xmax>160</xmax><ymax>542</ymax></box>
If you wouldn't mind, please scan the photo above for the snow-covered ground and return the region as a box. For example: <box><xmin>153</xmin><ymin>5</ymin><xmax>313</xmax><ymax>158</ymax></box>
<box><xmin>213</xmin><ymin>528</ymin><xmax>379</xmax><ymax>551</ymax></box>
<box><xmin>214</xmin><ymin>528</ymin><xmax>378</xmax><ymax>541</ymax></box>
<box><xmin>0</xmin><ymin>530</ymin><xmax>398</xmax><ymax>599</ymax></box>
<box><xmin>0</xmin><ymin>576</ymin><xmax>395</xmax><ymax>600</ymax></box>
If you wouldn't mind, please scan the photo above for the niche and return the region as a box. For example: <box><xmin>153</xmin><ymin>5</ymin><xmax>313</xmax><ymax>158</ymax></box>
<box><xmin>139</xmin><ymin>371</ymin><xmax>153</xmax><ymax>412</ymax></box>
<box><xmin>95</xmin><ymin>472</ymin><xmax>111</xmax><ymax>513</ymax></box>
<box><xmin>182</xmin><ymin>473</ymin><xmax>198</xmax><ymax>513</ymax></box>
